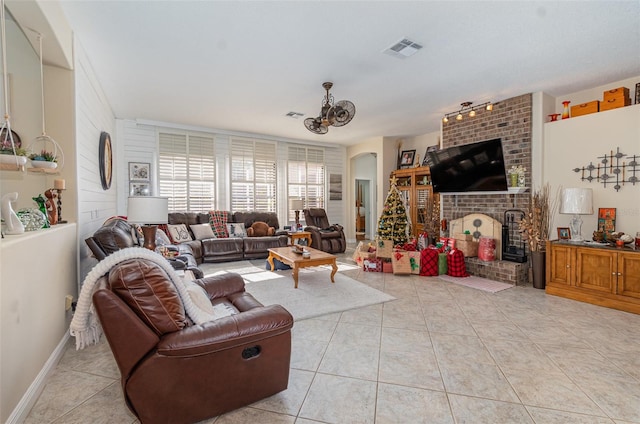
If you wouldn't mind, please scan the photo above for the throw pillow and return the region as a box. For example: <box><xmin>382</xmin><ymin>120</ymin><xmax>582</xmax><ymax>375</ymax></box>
<box><xmin>155</xmin><ymin>227</ymin><xmax>172</xmax><ymax>246</ymax></box>
<box><xmin>247</xmin><ymin>221</ymin><xmax>275</xmax><ymax>237</ymax></box>
<box><xmin>226</xmin><ymin>223</ymin><xmax>247</xmax><ymax>238</ymax></box>
<box><xmin>208</xmin><ymin>210</ymin><xmax>229</xmax><ymax>238</ymax></box>
<box><xmin>190</xmin><ymin>223</ymin><xmax>216</xmax><ymax>240</ymax></box>
<box><xmin>166</xmin><ymin>224</ymin><xmax>193</xmax><ymax>244</ymax></box>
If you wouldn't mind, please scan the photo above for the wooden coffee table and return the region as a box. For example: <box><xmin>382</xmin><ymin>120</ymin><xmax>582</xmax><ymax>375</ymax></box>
<box><xmin>267</xmin><ymin>246</ymin><xmax>337</xmax><ymax>289</ymax></box>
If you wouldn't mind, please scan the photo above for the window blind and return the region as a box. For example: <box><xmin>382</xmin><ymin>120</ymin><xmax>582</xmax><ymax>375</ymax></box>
<box><xmin>230</xmin><ymin>138</ymin><xmax>277</xmax><ymax>212</ymax></box>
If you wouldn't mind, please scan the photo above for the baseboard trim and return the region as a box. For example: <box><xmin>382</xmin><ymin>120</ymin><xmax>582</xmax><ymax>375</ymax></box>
<box><xmin>6</xmin><ymin>332</ymin><xmax>71</xmax><ymax>424</ymax></box>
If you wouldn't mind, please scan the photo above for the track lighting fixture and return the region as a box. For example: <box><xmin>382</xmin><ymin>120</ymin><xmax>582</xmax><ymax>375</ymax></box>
<box><xmin>442</xmin><ymin>101</ymin><xmax>493</xmax><ymax>124</ymax></box>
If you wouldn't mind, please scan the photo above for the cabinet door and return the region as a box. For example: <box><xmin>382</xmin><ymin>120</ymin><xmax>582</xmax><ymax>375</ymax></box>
<box><xmin>617</xmin><ymin>252</ymin><xmax>640</xmax><ymax>299</ymax></box>
<box><xmin>414</xmin><ymin>187</ymin><xmax>433</xmax><ymax>237</ymax></box>
<box><xmin>548</xmin><ymin>244</ymin><xmax>573</xmax><ymax>286</ymax></box>
<box><xmin>575</xmin><ymin>248</ymin><xmax>615</xmax><ymax>293</ymax></box>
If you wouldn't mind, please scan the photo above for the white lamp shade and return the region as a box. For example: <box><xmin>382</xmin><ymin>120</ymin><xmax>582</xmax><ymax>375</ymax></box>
<box><xmin>127</xmin><ymin>197</ymin><xmax>169</xmax><ymax>224</ymax></box>
<box><xmin>560</xmin><ymin>188</ymin><xmax>593</xmax><ymax>215</ymax></box>
<box><xmin>290</xmin><ymin>199</ymin><xmax>304</xmax><ymax>210</ymax></box>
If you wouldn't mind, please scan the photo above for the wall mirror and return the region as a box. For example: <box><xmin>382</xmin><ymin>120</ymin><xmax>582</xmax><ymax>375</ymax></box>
<box><xmin>1</xmin><ymin>6</ymin><xmax>42</xmax><ymax>147</ymax></box>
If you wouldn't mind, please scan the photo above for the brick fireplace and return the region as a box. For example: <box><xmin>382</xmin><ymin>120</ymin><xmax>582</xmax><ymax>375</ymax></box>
<box><xmin>442</xmin><ymin>93</ymin><xmax>532</xmax><ymax>285</ymax></box>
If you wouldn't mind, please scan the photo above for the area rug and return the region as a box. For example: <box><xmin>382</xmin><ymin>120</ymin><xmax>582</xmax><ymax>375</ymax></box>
<box><xmin>199</xmin><ymin>262</ymin><xmax>395</xmax><ymax>320</ymax></box>
<box><xmin>438</xmin><ymin>274</ymin><xmax>513</xmax><ymax>293</ymax></box>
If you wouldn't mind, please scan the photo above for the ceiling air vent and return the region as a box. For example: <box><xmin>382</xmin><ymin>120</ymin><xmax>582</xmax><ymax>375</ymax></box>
<box><xmin>286</xmin><ymin>111</ymin><xmax>304</xmax><ymax>119</ymax></box>
<box><xmin>383</xmin><ymin>37</ymin><xmax>423</xmax><ymax>59</ymax></box>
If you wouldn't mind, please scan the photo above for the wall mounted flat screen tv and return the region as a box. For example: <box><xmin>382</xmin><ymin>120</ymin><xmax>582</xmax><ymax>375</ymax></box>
<box><xmin>425</xmin><ymin>138</ymin><xmax>508</xmax><ymax>193</ymax></box>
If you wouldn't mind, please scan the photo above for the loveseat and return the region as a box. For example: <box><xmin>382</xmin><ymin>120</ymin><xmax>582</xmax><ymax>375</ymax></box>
<box><xmin>167</xmin><ymin>211</ymin><xmax>288</xmax><ymax>263</ymax></box>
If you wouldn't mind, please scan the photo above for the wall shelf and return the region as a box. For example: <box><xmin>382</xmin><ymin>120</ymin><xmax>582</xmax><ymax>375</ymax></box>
<box><xmin>507</xmin><ymin>187</ymin><xmax>529</xmax><ymax>194</ymax></box>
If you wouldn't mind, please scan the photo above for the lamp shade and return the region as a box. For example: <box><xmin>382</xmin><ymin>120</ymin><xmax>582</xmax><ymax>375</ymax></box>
<box><xmin>127</xmin><ymin>197</ymin><xmax>169</xmax><ymax>224</ymax></box>
<box><xmin>290</xmin><ymin>199</ymin><xmax>304</xmax><ymax>210</ymax></box>
<box><xmin>560</xmin><ymin>188</ymin><xmax>593</xmax><ymax>215</ymax></box>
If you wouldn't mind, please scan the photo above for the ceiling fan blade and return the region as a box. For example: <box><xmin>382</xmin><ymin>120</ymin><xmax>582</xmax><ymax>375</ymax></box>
<box><xmin>331</xmin><ymin>100</ymin><xmax>356</xmax><ymax>127</ymax></box>
<box><xmin>304</xmin><ymin>117</ymin><xmax>329</xmax><ymax>134</ymax></box>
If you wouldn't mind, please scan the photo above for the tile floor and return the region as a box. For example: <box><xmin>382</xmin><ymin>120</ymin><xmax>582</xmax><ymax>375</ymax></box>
<box><xmin>25</xmin><ymin>245</ymin><xmax>640</xmax><ymax>423</ymax></box>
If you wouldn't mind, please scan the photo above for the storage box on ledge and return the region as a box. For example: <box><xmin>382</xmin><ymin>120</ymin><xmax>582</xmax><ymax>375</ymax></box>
<box><xmin>571</xmin><ymin>100</ymin><xmax>599</xmax><ymax>117</ymax></box>
<box><xmin>601</xmin><ymin>87</ymin><xmax>631</xmax><ymax>111</ymax></box>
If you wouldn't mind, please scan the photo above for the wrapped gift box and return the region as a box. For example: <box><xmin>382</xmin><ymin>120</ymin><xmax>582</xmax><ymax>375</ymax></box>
<box><xmin>382</xmin><ymin>259</ymin><xmax>393</xmax><ymax>273</ymax></box>
<box><xmin>456</xmin><ymin>240</ymin><xmax>479</xmax><ymax>257</ymax></box>
<box><xmin>391</xmin><ymin>250</ymin><xmax>411</xmax><ymax>275</ymax></box>
<box><xmin>408</xmin><ymin>251</ymin><xmax>421</xmax><ymax>274</ymax></box>
<box><xmin>376</xmin><ymin>239</ymin><xmax>394</xmax><ymax>258</ymax></box>
<box><xmin>363</xmin><ymin>258</ymin><xmax>382</xmax><ymax>272</ymax></box>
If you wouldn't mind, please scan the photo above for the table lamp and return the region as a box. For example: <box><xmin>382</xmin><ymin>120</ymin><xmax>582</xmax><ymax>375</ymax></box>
<box><xmin>560</xmin><ymin>188</ymin><xmax>593</xmax><ymax>242</ymax></box>
<box><xmin>127</xmin><ymin>196</ymin><xmax>169</xmax><ymax>251</ymax></box>
<box><xmin>290</xmin><ymin>198</ymin><xmax>304</xmax><ymax>230</ymax></box>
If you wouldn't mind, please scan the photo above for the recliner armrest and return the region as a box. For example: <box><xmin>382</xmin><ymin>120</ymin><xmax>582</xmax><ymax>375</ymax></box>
<box><xmin>157</xmin><ymin>304</ymin><xmax>293</xmax><ymax>357</ymax></box>
<box><xmin>196</xmin><ymin>272</ymin><xmax>246</xmax><ymax>299</ymax></box>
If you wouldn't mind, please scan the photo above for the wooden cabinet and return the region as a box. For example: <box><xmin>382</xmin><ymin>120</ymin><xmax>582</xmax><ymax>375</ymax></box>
<box><xmin>390</xmin><ymin>166</ymin><xmax>439</xmax><ymax>239</ymax></box>
<box><xmin>546</xmin><ymin>241</ymin><xmax>640</xmax><ymax>314</ymax></box>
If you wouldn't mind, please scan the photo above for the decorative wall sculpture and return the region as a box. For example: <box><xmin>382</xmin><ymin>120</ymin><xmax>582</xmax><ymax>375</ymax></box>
<box><xmin>573</xmin><ymin>147</ymin><xmax>639</xmax><ymax>191</ymax></box>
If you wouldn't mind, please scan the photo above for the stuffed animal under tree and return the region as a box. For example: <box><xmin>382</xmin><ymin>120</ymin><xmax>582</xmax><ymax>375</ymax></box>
<box><xmin>377</xmin><ymin>176</ymin><xmax>410</xmax><ymax>246</ymax></box>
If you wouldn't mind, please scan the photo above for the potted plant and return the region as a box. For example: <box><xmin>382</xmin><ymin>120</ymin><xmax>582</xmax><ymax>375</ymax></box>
<box><xmin>0</xmin><ymin>146</ymin><xmax>29</xmax><ymax>166</ymax></box>
<box><xmin>29</xmin><ymin>149</ymin><xmax>58</xmax><ymax>169</ymax></box>
<box><xmin>518</xmin><ymin>184</ymin><xmax>559</xmax><ymax>288</ymax></box>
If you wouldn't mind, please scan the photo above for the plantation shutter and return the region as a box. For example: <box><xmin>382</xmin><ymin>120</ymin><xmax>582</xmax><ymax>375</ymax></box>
<box><xmin>287</xmin><ymin>146</ymin><xmax>325</xmax><ymax>221</ymax></box>
<box><xmin>230</xmin><ymin>138</ymin><xmax>276</xmax><ymax>212</ymax></box>
<box><xmin>158</xmin><ymin>132</ymin><xmax>215</xmax><ymax>212</ymax></box>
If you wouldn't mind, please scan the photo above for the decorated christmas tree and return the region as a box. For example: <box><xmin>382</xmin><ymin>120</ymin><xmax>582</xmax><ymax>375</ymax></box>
<box><xmin>377</xmin><ymin>176</ymin><xmax>410</xmax><ymax>246</ymax></box>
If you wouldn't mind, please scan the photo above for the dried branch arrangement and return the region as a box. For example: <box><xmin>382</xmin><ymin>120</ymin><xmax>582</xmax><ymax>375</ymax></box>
<box><xmin>519</xmin><ymin>184</ymin><xmax>559</xmax><ymax>252</ymax></box>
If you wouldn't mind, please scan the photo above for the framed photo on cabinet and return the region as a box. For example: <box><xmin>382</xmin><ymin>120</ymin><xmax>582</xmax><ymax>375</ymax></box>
<box><xmin>557</xmin><ymin>227</ymin><xmax>571</xmax><ymax>240</ymax></box>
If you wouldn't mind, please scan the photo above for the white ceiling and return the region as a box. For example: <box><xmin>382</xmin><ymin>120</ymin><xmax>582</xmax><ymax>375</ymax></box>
<box><xmin>57</xmin><ymin>1</ymin><xmax>640</xmax><ymax>146</ymax></box>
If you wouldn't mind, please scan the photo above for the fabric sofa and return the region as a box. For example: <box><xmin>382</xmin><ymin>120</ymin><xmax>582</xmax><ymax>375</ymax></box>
<box><xmin>93</xmin><ymin>258</ymin><xmax>293</xmax><ymax>424</ymax></box>
<box><xmin>167</xmin><ymin>211</ymin><xmax>289</xmax><ymax>263</ymax></box>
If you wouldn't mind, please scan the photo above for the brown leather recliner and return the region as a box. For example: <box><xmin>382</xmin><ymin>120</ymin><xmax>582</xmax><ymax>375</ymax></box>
<box><xmin>303</xmin><ymin>208</ymin><xmax>346</xmax><ymax>253</ymax></box>
<box><xmin>92</xmin><ymin>259</ymin><xmax>294</xmax><ymax>424</ymax></box>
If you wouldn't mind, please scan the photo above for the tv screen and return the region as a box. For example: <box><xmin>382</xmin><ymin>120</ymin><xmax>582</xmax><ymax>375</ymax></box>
<box><xmin>425</xmin><ymin>138</ymin><xmax>508</xmax><ymax>193</ymax></box>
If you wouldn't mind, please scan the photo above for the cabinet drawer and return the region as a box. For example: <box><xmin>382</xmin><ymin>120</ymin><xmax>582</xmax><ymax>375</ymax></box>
<box><xmin>571</xmin><ymin>100</ymin><xmax>599</xmax><ymax>117</ymax></box>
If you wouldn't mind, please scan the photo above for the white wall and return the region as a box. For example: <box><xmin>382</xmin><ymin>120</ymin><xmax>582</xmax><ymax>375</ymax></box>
<box><xmin>543</xmin><ymin>104</ymin><xmax>640</xmax><ymax>238</ymax></box>
<box><xmin>1</xmin><ymin>224</ymin><xmax>77</xmax><ymax>423</ymax></box>
<box><xmin>74</xmin><ymin>39</ymin><xmax>116</xmax><ymax>281</ymax></box>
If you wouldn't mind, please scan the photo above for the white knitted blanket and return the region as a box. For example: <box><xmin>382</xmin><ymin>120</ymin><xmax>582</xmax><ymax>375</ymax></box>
<box><xmin>70</xmin><ymin>247</ymin><xmax>217</xmax><ymax>350</ymax></box>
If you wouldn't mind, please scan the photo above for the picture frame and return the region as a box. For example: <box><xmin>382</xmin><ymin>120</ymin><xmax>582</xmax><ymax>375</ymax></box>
<box><xmin>329</xmin><ymin>173</ymin><xmax>342</xmax><ymax>200</ymax></box>
<box><xmin>129</xmin><ymin>162</ymin><xmax>150</xmax><ymax>182</ymax></box>
<box><xmin>400</xmin><ymin>150</ymin><xmax>416</xmax><ymax>168</ymax></box>
<box><xmin>635</xmin><ymin>82</ymin><xmax>640</xmax><ymax>105</ymax></box>
<box><xmin>597</xmin><ymin>207</ymin><xmax>616</xmax><ymax>233</ymax></box>
<box><xmin>129</xmin><ymin>182</ymin><xmax>151</xmax><ymax>197</ymax></box>
<box><xmin>557</xmin><ymin>227</ymin><xmax>571</xmax><ymax>240</ymax></box>
<box><xmin>422</xmin><ymin>145</ymin><xmax>438</xmax><ymax>166</ymax></box>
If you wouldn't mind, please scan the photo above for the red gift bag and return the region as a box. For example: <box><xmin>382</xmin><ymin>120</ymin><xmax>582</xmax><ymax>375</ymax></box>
<box><xmin>446</xmin><ymin>248</ymin><xmax>469</xmax><ymax>277</ymax></box>
<box><xmin>419</xmin><ymin>248</ymin><xmax>439</xmax><ymax>276</ymax></box>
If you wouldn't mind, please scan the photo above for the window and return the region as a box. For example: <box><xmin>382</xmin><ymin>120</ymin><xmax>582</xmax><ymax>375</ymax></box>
<box><xmin>230</xmin><ymin>138</ymin><xmax>277</xmax><ymax>212</ymax></box>
<box><xmin>158</xmin><ymin>132</ymin><xmax>215</xmax><ymax>212</ymax></box>
<box><xmin>287</xmin><ymin>146</ymin><xmax>325</xmax><ymax>221</ymax></box>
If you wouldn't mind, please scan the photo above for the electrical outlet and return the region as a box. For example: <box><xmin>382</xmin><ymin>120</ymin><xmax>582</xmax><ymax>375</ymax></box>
<box><xmin>65</xmin><ymin>295</ymin><xmax>74</xmax><ymax>311</ymax></box>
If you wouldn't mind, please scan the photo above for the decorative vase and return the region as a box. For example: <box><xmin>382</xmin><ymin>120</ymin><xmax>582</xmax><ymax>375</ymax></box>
<box><xmin>531</xmin><ymin>250</ymin><xmax>546</xmax><ymax>289</ymax></box>
<box><xmin>562</xmin><ymin>101</ymin><xmax>571</xmax><ymax>119</ymax></box>
<box><xmin>548</xmin><ymin>113</ymin><xmax>560</xmax><ymax>122</ymax></box>
<box><xmin>509</xmin><ymin>173</ymin><xmax>519</xmax><ymax>188</ymax></box>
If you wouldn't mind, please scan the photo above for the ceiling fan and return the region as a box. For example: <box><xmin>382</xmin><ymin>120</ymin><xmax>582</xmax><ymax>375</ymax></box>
<box><xmin>304</xmin><ymin>82</ymin><xmax>356</xmax><ymax>135</ymax></box>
